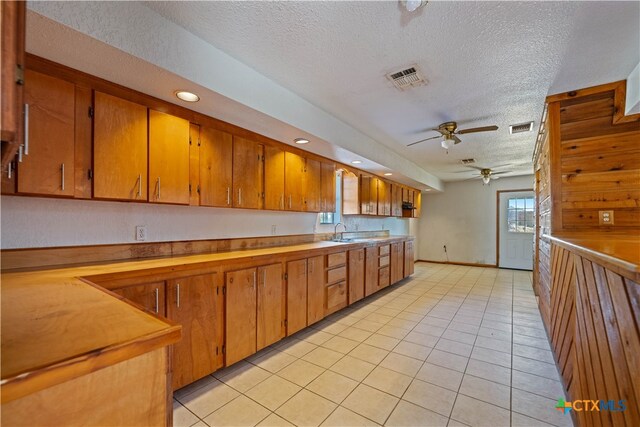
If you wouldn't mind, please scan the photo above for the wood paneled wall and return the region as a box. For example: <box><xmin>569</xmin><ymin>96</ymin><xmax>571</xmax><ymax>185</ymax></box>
<box><xmin>535</xmin><ymin>116</ymin><xmax>552</xmax><ymax>330</ymax></box>
<box><xmin>550</xmin><ymin>244</ymin><xmax>575</xmax><ymax>391</ymax></box>
<box><xmin>548</xmin><ymin>82</ymin><xmax>640</xmax><ymax>232</ymax></box>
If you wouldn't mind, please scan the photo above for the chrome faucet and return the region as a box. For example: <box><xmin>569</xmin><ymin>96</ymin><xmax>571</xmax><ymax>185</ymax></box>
<box><xmin>334</xmin><ymin>222</ymin><xmax>347</xmax><ymax>241</ymax></box>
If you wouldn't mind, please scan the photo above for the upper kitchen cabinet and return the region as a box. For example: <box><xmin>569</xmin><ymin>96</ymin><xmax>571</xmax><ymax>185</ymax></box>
<box><xmin>0</xmin><ymin>0</ymin><xmax>25</xmax><ymax>171</ymax></box>
<box><xmin>17</xmin><ymin>70</ymin><xmax>75</xmax><ymax>197</ymax></box>
<box><xmin>199</xmin><ymin>126</ymin><xmax>233</xmax><ymax>208</ymax></box>
<box><xmin>360</xmin><ymin>174</ymin><xmax>378</xmax><ymax>215</ymax></box>
<box><xmin>264</xmin><ymin>145</ymin><xmax>285</xmax><ymax>210</ymax></box>
<box><xmin>413</xmin><ymin>191</ymin><xmax>422</xmax><ymax>218</ymax></box>
<box><xmin>148</xmin><ymin>110</ymin><xmax>190</xmax><ymax>205</ymax></box>
<box><xmin>284</xmin><ymin>151</ymin><xmax>305</xmax><ymax>211</ymax></box>
<box><xmin>94</xmin><ymin>91</ymin><xmax>148</xmax><ymax>201</ymax></box>
<box><xmin>232</xmin><ymin>136</ymin><xmax>264</xmax><ymax>209</ymax></box>
<box><xmin>391</xmin><ymin>184</ymin><xmax>403</xmax><ymax>217</ymax></box>
<box><xmin>303</xmin><ymin>157</ymin><xmax>321</xmax><ymax>212</ymax></box>
<box><xmin>320</xmin><ymin>161</ymin><xmax>336</xmax><ymax>213</ymax></box>
<box><xmin>342</xmin><ymin>170</ymin><xmax>360</xmax><ymax>215</ymax></box>
<box><xmin>377</xmin><ymin>180</ymin><xmax>391</xmax><ymax>216</ymax></box>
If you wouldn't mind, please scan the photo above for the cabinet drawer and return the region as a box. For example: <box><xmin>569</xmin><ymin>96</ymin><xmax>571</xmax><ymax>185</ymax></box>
<box><xmin>327</xmin><ymin>265</ymin><xmax>347</xmax><ymax>284</ymax></box>
<box><xmin>326</xmin><ymin>281</ymin><xmax>347</xmax><ymax>315</ymax></box>
<box><xmin>327</xmin><ymin>251</ymin><xmax>346</xmax><ymax>268</ymax></box>
<box><xmin>379</xmin><ymin>266</ymin><xmax>390</xmax><ymax>288</ymax></box>
<box><xmin>379</xmin><ymin>255</ymin><xmax>390</xmax><ymax>267</ymax></box>
<box><xmin>379</xmin><ymin>245</ymin><xmax>390</xmax><ymax>256</ymax></box>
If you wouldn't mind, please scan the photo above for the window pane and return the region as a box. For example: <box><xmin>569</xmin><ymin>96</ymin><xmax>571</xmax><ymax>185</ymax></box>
<box><xmin>509</xmin><ymin>198</ymin><xmax>517</xmax><ymax>209</ymax></box>
<box><xmin>508</xmin><ymin>221</ymin><xmax>516</xmax><ymax>232</ymax></box>
<box><xmin>516</xmin><ymin>198</ymin><xmax>525</xmax><ymax>209</ymax></box>
<box><xmin>526</xmin><ymin>197</ymin><xmax>534</xmax><ymax>209</ymax></box>
<box><xmin>508</xmin><ymin>209</ymin><xmax>516</xmax><ymax>221</ymax></box>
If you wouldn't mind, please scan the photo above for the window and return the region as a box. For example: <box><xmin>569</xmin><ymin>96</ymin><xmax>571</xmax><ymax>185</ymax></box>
<box><xmin>319</xmin><ymin>212</ymin><xmax>335</xmax><ymax>224</ymax></box>
<box><xmin>507</xmin><ymin>197</ymin><xmax>535</xmax><ymax>233</ymax></box>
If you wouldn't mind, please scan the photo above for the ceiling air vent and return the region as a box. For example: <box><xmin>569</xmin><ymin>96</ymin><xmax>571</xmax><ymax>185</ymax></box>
<box><xmin>386</xmin><ymin>65</ymin><xmax>426</xmax><ymax>90</ymax></box>
<box><xmin>460</xmin><ymin>158</ymin><xmax>476</xmax><ymax>165</ymax></box>
<box><xmin>509</xmin><ymin>121</ymin><xmax>534</xmax><ymax>134</ymax></box>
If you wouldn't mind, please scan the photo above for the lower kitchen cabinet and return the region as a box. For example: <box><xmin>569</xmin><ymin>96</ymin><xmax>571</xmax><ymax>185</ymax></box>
<box><xmin>404</xmin><ymin>240</ymin><xmax>415</xmax><ymax>277</ymax></box>
<box><xmin>166</xmin><ymin>273</ymin><xmax>224</xmax><ymax>390</ymax></box>
<box><xmin>286</xmin><ymin>259</ymin><xmax>308</xmax><ymax>335</ymax></box>
<box><xmin>257</xmin><ymin>263</ymin><xmax>285</xmax><ymax>351</ymax></box>
<box><xmin>325</xmin><ymin>251</ymin><xmax>347</xmax><ymax>316</ymax></box>
<box><xmin>365</xmin><ymin>246</ymin><xmax>378</xmax><ymax>297</ymax></box>
<box><xmin>348</xmin><ymin>249</ymin><xmax>365</xmax><ymax>304</ymax></box>
<box><xmin>112</xmin><ymin>282</ymin><xmax>165</xmax><ymax>317</ymax></box>
<box><xmin>390</xmin><ymin>242</ymin><xmax>404</xmax><ymax>284</ymax></box>
<box><xmin>307</xmin><ymin>255</ymin><xmax>325</xmax><ymax>325</ymax></box>
<box><xmin>227</xmin><ymin>264</ymin><xmax>285</xmax><ymax>365</ymax></box>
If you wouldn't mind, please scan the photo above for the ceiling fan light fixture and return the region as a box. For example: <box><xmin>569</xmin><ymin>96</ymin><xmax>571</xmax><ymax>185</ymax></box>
<box><xmin>441</xmin><ymin>136</ymin><xmax>453</xmax><ymax>150</ymax></box>
<box><xmin>482</xmin><ymin>175</ymin><xmax>491</xmax><ymax>185</ymax></box>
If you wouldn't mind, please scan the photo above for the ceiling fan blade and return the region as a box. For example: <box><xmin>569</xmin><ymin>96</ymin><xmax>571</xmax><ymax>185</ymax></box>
<box><xmin>452</xmin><ymin>135</ymin><xmax>462</xmax><ymax>144</ymax></box>
<box><xmin>456</xmin><ymin>125</ymin><xmax>499</xmax><ymax>134</ymax></box>
<box><xmin>407</xmin><ymin>134</ymin><xmax>442</xmax><ymax>147</ymax></box>
<box><xmin>491</xmin><ymin>175</ymin><xmax>501</xmax><ymax>180</ymax></box>
<box><xmin>491</xmin><ymin>171</ymin><xmax>513</xmax><ymax>175</ymax></box>
<box><xmin>465</xmin><ymin>165</ymin><xmax>487</xmax><ymax>171</ymax></box>
<box><xmin>462</xmin><ymin>176</ymin><xmax>481</xmax><ymax>181</ymax></box>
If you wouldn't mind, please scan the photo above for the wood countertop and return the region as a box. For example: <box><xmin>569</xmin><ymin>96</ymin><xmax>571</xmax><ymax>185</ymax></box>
<box><xmin>546</xmin><ymin>232</ymin><xmax>640</xmax><ymax>281</ymax></box>
<box><xmin>1</xmin><ymin>236</ymin><xmax>413</xmax><ymax>402</ymax></box>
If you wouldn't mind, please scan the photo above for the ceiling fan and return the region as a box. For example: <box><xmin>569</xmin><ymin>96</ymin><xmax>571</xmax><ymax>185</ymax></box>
<box><xmin>408</xmin><ymin>121</ymin><xmax>498</xmax><ymax>150</ymax></box>
<box><xmin>465</xmin><ymin>165</ymin><xmax>512</xmax><ymax>185</ymax></box>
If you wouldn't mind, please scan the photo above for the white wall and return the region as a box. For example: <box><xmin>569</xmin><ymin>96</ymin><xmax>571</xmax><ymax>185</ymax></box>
<box><xmin>417</xmin><ymin>175</ymin><xmax>534</xmax><ymax>265</ymax></box>
<box><xmin>0</xmin><ymin>195</ymin><xmax>414</xmax><ymax>249</ymax></box>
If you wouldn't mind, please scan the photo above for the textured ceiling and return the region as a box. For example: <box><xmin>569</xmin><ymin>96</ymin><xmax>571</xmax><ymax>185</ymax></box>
<box><xmin>144</xmin><ymin>0</ymin><xmax>640</xmax><ymax>181</ymax></box>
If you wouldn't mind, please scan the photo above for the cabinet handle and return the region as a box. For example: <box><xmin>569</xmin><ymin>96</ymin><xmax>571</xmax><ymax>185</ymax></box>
<box><xmin>24</xmin><ymin>104</ymin><xmax>29</xmax><ymax>155</ymax></box>
<box><xmin>176</xmin><ymin>283</ymin><xmax>180</xmax><ymax>308</ymax></box>
<box><xmin>227</xmin><ymin>187</ymin><xmax>231</xmax><ymax>205</ymax></box>
<box><xmin>263</xmin><ymin>269</ymin><xmax>266</xmax><ymax>288</ymax></box>
<box><xmin>280</xmin><ymin>194</ymin><xmax>284</xmax><ymax>209</ymax></box>
<box><xmin>7</xmin><ymin>161</ymin><xmax>13</xmax><ymax>179</ymax></box>
<box><xmin>157</xmin><ymin>177</ymin><xmax>161</xmax><ymax>200</ymax></box>
<box><xmin>137</xmin><ymin>174</ymin><xmax>142</xmax><ymax>197</ymax></box>
<box><xmin>17</xmin><ymin>145</ymin><xmax>23</xmax><ymax>163</ymax></box>
<box><xmin>154</xmin><ymin>288</ymin><xmax>159</xmax><ymax>314</ymax></box>
<box><xmin>61</xmin><ymin>164</ymin><xmax>65</xmax><ymax>190</ymax></box>
<box><xmin>238</xmin><ymin>188</ymin><xmax>242</xmax><ymax>205</ymax></box>
<box><xmin>253</xmin><ymin>271</ymin><xmax>256</xmax><ymax>289</ymax></box>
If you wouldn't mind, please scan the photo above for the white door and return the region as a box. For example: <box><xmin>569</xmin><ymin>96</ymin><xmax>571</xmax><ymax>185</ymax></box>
<box><xmin>499</xmin><ymin>191</ymin><xmax>534</xmax><ymax>270</ymax></box>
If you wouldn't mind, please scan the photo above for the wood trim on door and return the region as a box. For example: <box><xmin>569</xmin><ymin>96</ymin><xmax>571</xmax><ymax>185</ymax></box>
<box><xmin>496</xmin><ymin>188</ymin><xmax>534</xmax><ymax>269</ymax></box>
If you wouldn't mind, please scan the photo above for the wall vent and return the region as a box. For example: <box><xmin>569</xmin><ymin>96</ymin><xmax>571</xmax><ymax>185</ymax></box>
<box><xmin>386</xmin><ymin>65</ymin><xmax>426</xmax><ymax>90</ymax></box>
<box><xmin>460</xmin><ymin>158</ymin><xmax>476</xmax><ymax>165</ymax></box>
<box><xmin>509</xmin><ymin>121</ymin><xmax>534</xmax><ymax>134</ymax></box>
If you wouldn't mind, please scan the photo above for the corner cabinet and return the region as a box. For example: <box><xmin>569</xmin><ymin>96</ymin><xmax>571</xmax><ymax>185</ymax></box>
<box><xmin>93</xmin><ymin>91</ymin><xmax>148</xmax><ymax>201</ymax></box>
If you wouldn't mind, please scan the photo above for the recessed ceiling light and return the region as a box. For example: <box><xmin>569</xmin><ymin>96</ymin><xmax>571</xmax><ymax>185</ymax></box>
<box><xmin>351</xmin><ymin>160</ymin><xmax>362</xmax><ymax>164</ymax></box>
<box><xmin>425</xmin><ymin>188</ymin><xmax>431</xmax><ymax>191</ymax></box>
<box><xmin>384</xmin><ymin>173</ymin><xmax>393</xmax><ymax>176</ymax></box>
<box><xmin>175</xmin><ymin>91</ymin><xmax>200</xmax><ymax>102</ymax></box>
<box><xmin>294</xmin><ymin>138</ymin><xmax>309</xmax><ymax>144</ymax></box>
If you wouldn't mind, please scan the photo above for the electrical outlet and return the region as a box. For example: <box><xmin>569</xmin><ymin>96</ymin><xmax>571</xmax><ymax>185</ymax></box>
<box><xmin>271</xmin><ymin>225</ymin><xmax>277</xmax><ymax>235</ymax></box>
<box><xmin>599</xmin><ymin>210</ymin><xmax>614</xmax><ymax>225</ymax></box>
<box><xmin>135</xmin><ymin>226</ymin><xmax>147</xmax><ymax>241</ymax></box>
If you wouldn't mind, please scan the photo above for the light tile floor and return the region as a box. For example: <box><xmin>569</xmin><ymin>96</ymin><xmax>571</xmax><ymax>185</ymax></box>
<box><xmin>174</xmin><ymin>262</ymin><xmax>574</xmax><ymax>427</ymax></box>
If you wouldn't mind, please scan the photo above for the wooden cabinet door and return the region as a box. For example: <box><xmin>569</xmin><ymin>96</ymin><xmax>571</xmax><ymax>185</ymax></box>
<box><xmin>365</xmin><ymin>246</ymin><xmax>378</xmax><ymax>296</ymax></box>
<box><xmin>264</xmin><ymin>145</ymin><xmax>285</xmax><ymax>210</ymax></box>
<box><xmin>404</xmin><ymin>241</ymin><xmax>414</xmax><ymax>277</ymax></box>
<box><xmin>94</xmin><ymin>91</ymin><xmax>147</xmax><ymax>201</ymax></box>
<box><xmin>342</xmin><ymin>170</ymin><xmax>360</xmax><ymax>215</ymax></box>
<box><xmin>320</xmin><ymin>161</ymin><xmax>336</xmax><ymax>213</ymax></box>
<box><xmin>370</xmin><ymin>177</ymin><xmax>379</xmax><ymax>215</ymax></box>
<box><xmin>149</xmin><ymin>110</ymin><xmax>190</xmax><ymax>204</ymax></box>
<box><xmin>232</xmin><ymin>136</ymin><xmax>263</xmax><ymax>209</ymax></box>
<box><xmin>167</xmin><ymin>273</ymin><xmax>223</xmax><ymax>389</ymax></box>
<box><xmin>303</xmin><ymin>157</ymin><xmax>321</xmax><ymax>212</ymax></box>
<box><xmin>200</xmin><ymin>126</ymin><xmax>233</xmax><ymax>207</ymax></box>
<box><xmin>189</xmin><ymin>124</ymin><xmax>200</xmax><ymax>206</ymax></box>
<box><xmin>348</xmin><ymin>249</ymin><xmax>365</xmax><ymax>304</ymax></box>
<box><xmin>286</xmin><ymin>259</ymin><xmax>307</xmax><ymax>335</ymax></box>
<box><xmin>390</xmin><ymin>243</ymin><xmax>403</xmax><ymax>284</ymax></box>
<box><xmin>257</xmin><ymin>263</ymin><xmax>285</xmax><ymax>350</ymax></box>
<box><xmin>285</xmin><ymin>151</ymin><xmax>304</xmax><ymax>211</ymax></box>
<box><xmin>225</xmin><ymin>267</ymin><xmax>257</xmax><ymax>365</ymax></box>
<box><xmin>113</xmin><ymin>282</ymin><xmax>165</xmax><ymax>317</ymax></box>
<box><xmin>377</xmin><ymin>180</ymin><xmax>391</xmax><ymax>216</ymax></box>
<box><xmin>307</xmin><ymin>255</ymin><xmax>324</xmax><ymax>325</ymax></box>
<box><xmin>413</xmin><ymin>191</ymin><xmax>422</xmax><ymax>218</ymax></box>
<box><xmin>18</xmin><ymin>70</ymin><xmax>74</xmax><ymax>196</ymax></box>
<box><xmin>360</xmin><ymin>175</ymin><xmax>371</xmax><ymax>214</ymax></box>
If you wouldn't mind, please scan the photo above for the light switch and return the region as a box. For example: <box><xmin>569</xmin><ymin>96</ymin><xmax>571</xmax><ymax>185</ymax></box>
<box><xmin>598</xmin><ymin>210</ymin><xmax>614</xmax><ymax>225</ymax></box>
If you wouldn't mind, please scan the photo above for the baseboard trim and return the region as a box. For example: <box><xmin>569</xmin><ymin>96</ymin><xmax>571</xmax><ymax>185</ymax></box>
<box><xmin>417</xmin><ymin>259</ymin><xmax>498</xmax><ymax>268</ymax></box>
